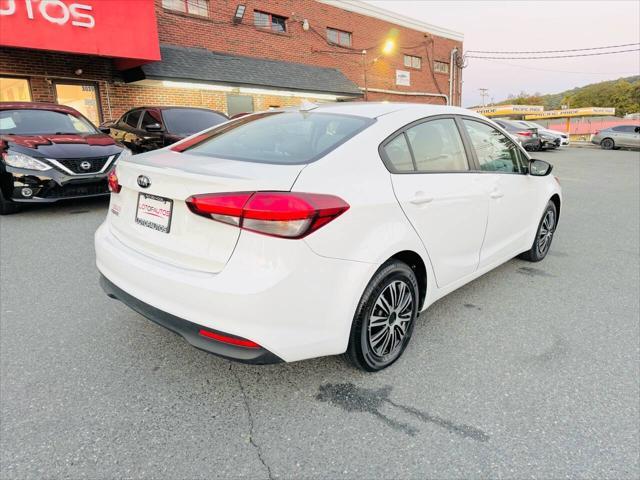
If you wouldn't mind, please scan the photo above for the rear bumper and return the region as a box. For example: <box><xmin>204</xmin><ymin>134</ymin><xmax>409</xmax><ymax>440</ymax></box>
<box><xmin>95</xmin><ymin>221</ymin><xmax>377</xmax><ymax>363</ymax></box>
<box><xmin>100</xmin><ymin>275</ymin><xmax>283</xmax><ymax>364</ymax></box>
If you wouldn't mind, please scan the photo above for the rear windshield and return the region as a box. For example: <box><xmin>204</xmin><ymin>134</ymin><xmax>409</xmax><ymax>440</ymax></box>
<box><xmin>162</xmin><ymin>108</ymin><xmax>228</xmax><ymax>135</ymax></box>
<box><xmin>0</xmin><ymin>109</ymin><xmax>97</xmax><ymax>135</ymax></box>
<box><xmin>185</xmin><ymin>111</ymin><xmax>373</xmax><ymax>164</ymax></box>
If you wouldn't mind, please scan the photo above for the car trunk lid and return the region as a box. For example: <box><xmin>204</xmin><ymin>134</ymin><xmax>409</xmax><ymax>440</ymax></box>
<box><xmin>107</xmin><ymin>150</ymin><xmax>304</xmax><ymax>273</ymax></box>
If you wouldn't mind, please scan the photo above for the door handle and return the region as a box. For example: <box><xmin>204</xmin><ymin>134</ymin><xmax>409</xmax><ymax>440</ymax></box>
<box><xmin>490</xmin><ymin>190</ymin><xmax>504</xmax><ymax>199</ymax></box>
<box><xmin>410</xmin><ymin>193</ymin><xmax>433</xmax><ymax>205</ymax></box>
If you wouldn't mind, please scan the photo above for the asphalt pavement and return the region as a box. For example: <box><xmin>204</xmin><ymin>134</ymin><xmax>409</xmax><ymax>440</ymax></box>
<box><xmin>1</xmin><ymin>147</ymin><xmax>639</xmax><ymax>479</ymax></box>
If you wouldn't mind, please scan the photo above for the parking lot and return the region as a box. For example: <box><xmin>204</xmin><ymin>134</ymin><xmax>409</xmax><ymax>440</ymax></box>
<box><xmin>1</xmin><ymin>147</ymin><xmax>638</xmax><ymax>479</ymax></box>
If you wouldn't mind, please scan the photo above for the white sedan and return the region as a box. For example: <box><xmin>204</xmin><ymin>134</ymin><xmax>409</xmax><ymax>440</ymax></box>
<box><xmin>96</xmin><ymin>103</ymin><xmax>561</xmax><ymax>371</ymax></box>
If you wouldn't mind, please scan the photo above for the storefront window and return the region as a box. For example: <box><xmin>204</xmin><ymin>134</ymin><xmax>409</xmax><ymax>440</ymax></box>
<box><xmin>54</xmin><ymin>83</ymin><xmax>101</xmax><ymax>126</ymax></box>
<box><xmin>0</xmin><ymin>77</ymin><xmax>32</xmax><ymax>102</ymax></box>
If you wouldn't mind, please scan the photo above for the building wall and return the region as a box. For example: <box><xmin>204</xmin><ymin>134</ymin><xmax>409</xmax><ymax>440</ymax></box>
<box><xmin>0</xmin><ymin>48</ymin><xmax>313</xmax><ymax>121</ymax></box>
<box><xmin>1</xmin><ymin>0</ymin><xmax>463</xmax><ymax>122</ymax></box>
<box><xmin>155</xmin><ymin>0</ymin><xmax>462</xmax><ymax>103</ymax></box>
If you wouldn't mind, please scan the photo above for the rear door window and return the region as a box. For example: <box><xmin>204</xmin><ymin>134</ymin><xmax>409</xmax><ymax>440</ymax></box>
<box><xmin>125</xmin><ymin>110</ymin><xmax>142</xmax><ymax>129</ymax></box>
<box><xmin>186</xmin><ymin>112</ymin><xmax>373</xmax><ymax>164</ymax></box>
<box><xmin>405</xmin><ymin>118</ymin><xmax>469</xmax><ymax>172</ymax></box>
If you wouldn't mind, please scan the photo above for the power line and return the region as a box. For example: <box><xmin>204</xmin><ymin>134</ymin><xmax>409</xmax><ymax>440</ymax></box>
<box><xmin>469</xmin><ymin>57</ymin><xmax>640</xmax><ymax>75</ymax></box>
<box><xmin>466</xmin><ymin>42</ymin><xmax>640</xmax><ymax>54</ymax></box>
<box><xmin>466</xmin><ymin>48</ymin><xmax>640</xmax><ymax>59</ymax></box>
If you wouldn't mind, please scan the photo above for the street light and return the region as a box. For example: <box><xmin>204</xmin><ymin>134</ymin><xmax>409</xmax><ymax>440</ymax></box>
<box><xmin>382</xmin><ymin>39</ymin><xmax>395</xmax><ymax>55</ymax></box>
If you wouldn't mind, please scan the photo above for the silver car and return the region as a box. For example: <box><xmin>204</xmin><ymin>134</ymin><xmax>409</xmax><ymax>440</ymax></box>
<box><xmin>591</xmin><ymin>125</ymin><xmax>640</xmax><ymax>150</ymax></box>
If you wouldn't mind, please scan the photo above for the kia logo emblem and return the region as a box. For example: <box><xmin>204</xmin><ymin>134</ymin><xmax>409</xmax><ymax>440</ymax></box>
<box><xmin>80</xmin><ymin>161</ymin><xmax>92</xmax><ymax>170</ymax></box>
<box><xmin>137</xmin><ymin>175</ymin><xmax>151</xmax><ymax>188</ymax></box>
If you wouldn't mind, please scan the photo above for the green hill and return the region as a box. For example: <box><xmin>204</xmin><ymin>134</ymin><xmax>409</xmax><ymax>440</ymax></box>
<box><xmin>496</xmin><ymin>75</ymin><xmax>640</xmax><ymax>116</ymax></box>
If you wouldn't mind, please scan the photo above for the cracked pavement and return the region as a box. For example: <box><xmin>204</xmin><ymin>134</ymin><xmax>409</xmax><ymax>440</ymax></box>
<box><xmin>1</xmin><ymin>148</ymin><xmax>639</xmax><ymax>478</ymax></box>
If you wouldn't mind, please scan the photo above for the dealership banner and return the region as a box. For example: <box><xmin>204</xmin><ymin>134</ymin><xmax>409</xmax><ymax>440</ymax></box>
<box><xmin>472</xmin><ymin>105</ymin><xmax>544</xmax><ymax>117</ymax></box>
<box><xmin>525</xmin><ymin>107</ymin><xmax>616</xmax><ymax>119</ymax></box>
<box><xmin>0</xmin><ymin>0</ymin><xmax>160</xmax><ymax>68</ymax></box>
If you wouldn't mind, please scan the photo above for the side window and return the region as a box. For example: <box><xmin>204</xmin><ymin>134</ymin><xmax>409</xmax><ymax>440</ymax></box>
<box><xmin>405</xmin><ymin>118</ymin><xmax>469</xmax><ymax>172</ymax></box>
<box><xmin>462</xmin><ymin>119</ymin><xmax>523</xmax><ymax>173</ymax></box>
<box><xmin>125</xmin><ymin>110</ymin><xmax>142</xmax><ymax>129</ymax></box>
<box><xmin>383</xmin><ymin>133</ymin><xmax>414</xmax><ymax>172</ymax></box>
<box><xmin>141</xmin><ymin>110</ymin><xmax>162</xmax><ymax>129</ymax></box>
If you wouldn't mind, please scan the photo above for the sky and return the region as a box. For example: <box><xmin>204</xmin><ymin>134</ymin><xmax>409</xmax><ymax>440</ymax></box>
<box><xmin>365</xmin><ymin>0</ymin><xmax>640</xmax><ymax>107</ymax></box>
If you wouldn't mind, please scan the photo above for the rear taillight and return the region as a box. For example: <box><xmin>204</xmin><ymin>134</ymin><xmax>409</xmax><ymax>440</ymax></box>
<box><xmin>186</xmin><ymin>191</ymin><xmax>350</xmax><ymax>239</ymax></box>
<box><xmin>198</xmin><ymin>329</ymin><xmax>260</xmax><ymax>349</ymax></box>
<box><xmin>517</xmin><ymin>131</ymin><xmax>532</xmax><ymax>137</ymax></box>
<box><xmin>594</xmin><ymin>130</ymin><xmax>600</xmax><ymax>135</ymax></box>
<box><xmin>107</xmin><ymin>169</ymin><xmax>121</xmax><ymax>193</ymax></box>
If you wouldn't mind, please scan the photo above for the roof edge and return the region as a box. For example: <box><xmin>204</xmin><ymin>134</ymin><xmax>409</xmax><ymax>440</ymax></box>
<box><xmin>315</xmin><ymin>0</ymin><xmax>464</xmax><ymax>41</ymax></box>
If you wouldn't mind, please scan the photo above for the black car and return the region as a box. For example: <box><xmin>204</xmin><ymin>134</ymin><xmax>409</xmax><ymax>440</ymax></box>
<box><xmin>0</xmin><ymin>102</ymin><xmax>126</xmax><ymax>215</ymax></box>
<box><xmin>100</xmin><ymin>106</ymin><xmax>228</xmax><ymax>154</ymax></box>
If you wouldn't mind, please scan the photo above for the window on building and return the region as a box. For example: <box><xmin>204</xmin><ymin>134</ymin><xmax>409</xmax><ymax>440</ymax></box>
<box><xmin>254</xmin><ymin>11</ymin><xmax>287</xmax><ymax>32</ymax></box>
<box><xmin>162</xmin><ymin>0</ymin><xmax>209</xmax><ymax>17</ymax></box>
<box><xmin>434</xmin><ymin>61</ymin><xmax>450</xmax><ymax>74</ymax></box>
<box><xmin>327</xmin><ymin>28</ymin><xmax>352</xmax><ymax>47</ymax></box>
<box><xmin>403</xmin><ymin>55</ymin><xmax>422</xmax><ymax>69</ymax></box>
<box><xmin>0</xmin><ymin>77</ymin><xmax>31</xmax><ymax>102</ymax></box>
<box><xmin>54</xmin><ymin>83</ymin><xmax>101</xmax><ymax>126</ymax></box>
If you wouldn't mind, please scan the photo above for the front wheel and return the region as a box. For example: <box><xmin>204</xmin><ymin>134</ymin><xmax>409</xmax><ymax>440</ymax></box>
<box><xmin>601</xmin><ymin>138</ymin><xmax>615</xmax><ymax>150</ymax></box>
<box><xmin>346</xmin><ymin>260</ymin><xmax>419</xmax><ymax>372</ymax></box>
<box><xmin>519</xmin><ymin>201</ymin><xmax>557</xmax><ymax>262</ymax></box>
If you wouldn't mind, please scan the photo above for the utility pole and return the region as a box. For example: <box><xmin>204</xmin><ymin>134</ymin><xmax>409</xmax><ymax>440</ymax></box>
<box><xmin>478</xmin><ymin>88</ymin><xmax>489</xmax><ymax>107</ymax></box>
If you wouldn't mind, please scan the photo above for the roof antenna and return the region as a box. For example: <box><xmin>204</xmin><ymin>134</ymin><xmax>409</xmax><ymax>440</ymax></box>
<box><xmin>299</xmin><ymin>100</ymin><xmax>319</xmax><ymax>112</ymax></box>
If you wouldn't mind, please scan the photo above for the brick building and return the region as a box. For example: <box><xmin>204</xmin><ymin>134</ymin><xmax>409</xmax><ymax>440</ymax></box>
<box><xmin>0</xmin><ymin>0</ymin><xmax>463</xmax><ymax>125</ymax></box>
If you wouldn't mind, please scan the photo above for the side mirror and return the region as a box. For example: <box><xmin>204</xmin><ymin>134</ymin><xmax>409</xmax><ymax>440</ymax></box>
<box><xmin>634</xmin><ymin>126</ymin><xmax>639</xmax><ymax>134</ymax></box>
<box><xmin>99</xmin><ymin>126</ymin><xmax>111</xmax><ymax>134</ymax></box>
<box><xmin>529</xmin><ymin>159</ymin><xmax>553</xmax><ymax>176</ymax></box>
<box><xmin>145</xmin><ymin>123</ymin><xmax>163</xmax><ymax>132</ymax></box>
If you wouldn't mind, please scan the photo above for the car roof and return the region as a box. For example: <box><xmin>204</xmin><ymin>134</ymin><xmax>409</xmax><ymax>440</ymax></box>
<box><xmin>0</xmin><ymin>101</ymin><xmax>82</xmax><ymax>115</ymax></box>
<box><xmin>128</xmin><ymin>106</ymin><xmax>225</xmax><ymax>113</ymax></box>
<box><xmin>298</xmin><ymin>102</ymin><xmax>486</xmax><ymax>120</ymax></box>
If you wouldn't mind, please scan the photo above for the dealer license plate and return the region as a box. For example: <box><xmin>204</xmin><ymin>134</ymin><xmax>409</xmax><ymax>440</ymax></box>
<box><xmin>135</xmin><ymin>193</ymin><xmax>173</xmax><ymax>233</ymax></box>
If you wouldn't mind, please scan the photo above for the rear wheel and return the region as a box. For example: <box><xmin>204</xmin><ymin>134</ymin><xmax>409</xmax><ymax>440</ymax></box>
<box><xmin>601</xmin><ymin>138</ymin><xmax>615</xmax><ymax>150</ymax></box>
<box><xmin>0</xmin><ymin>188</ymin><xmax>20</xmax><ymax>215</ymax></box>
<box><xmin>519</xmin><ymin>201</ymin><xmax>557</xmax><ymax>262</ymax></box>
<box><xmin>346</xmin><ymin>260</ymin><xmax>419</xmax><ymax>372</ymax></box>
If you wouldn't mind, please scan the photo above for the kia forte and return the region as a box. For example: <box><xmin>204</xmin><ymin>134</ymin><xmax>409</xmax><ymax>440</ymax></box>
<box><xmin>96</xmin><ymin>103</ymin><xmax>561</xmax><ymax>371</ymax></box>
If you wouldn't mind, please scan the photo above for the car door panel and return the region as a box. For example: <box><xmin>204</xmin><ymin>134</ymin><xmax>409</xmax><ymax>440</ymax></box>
<box><xmin>480</xmin><ymin>174</ymin><xmax>539</xmax><ymax>266</ymax></box>
<box><xmin>460</xmin><ymin>118</ymin><xmax>540</xmax><ymax>267</ymax></box>
<box><xmin>392</xmin><ymin>174</ymin><xmax>490</xmax><ymax>287</ymax></box>
<box><xmin>382</xmin><ymin>116</ymin><xmax>490</xmax><ymax>288</ymax></box>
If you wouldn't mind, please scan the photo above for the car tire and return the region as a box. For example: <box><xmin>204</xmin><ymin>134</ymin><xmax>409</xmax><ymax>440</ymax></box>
<box><xmin>0</xmin><ymin>188</ymin><xmax>21</xmax><ymax>215</ymax></box>
<box><xmin>519</xmin><ymin>201</ymin><xmax>557</xmax><ymax>262</ymax></box>
<box><xmin>601</xmin><ymin>138</ymin><xmax>615</xmax><ymax>150</ymax></box>
<box><xmin>346</xmin><ymin>259</ymin><xmax>419</xmax><ymax>372</ymax></box>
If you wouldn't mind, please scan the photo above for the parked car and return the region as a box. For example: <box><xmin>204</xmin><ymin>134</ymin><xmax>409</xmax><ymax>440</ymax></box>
<box><xmin>97</xmin><ymin>103</ymin><xmax>561</xmax><ymax>371</ymax></box>
<box><xmin>0</xmin><ymin>102</ymin><xmax>127</xmax><ymax>215</ymax></box>
<box><xmin>493</xmin><ymin>119</ymin><xmax>542</xmax><ymax>151</ymax></box>
<box><xmin>591</xmin><ymin>125</ymin><xmax>640</xmax><ymax>150</ymax></box>
<box><xmin>101</xmin><ymin>107</ymin><xmax>228</xmax><ymax>154</ymax></box>
<box><xmin>515</xmin><ymin>120</ymin><xmax>569</xmax><ymax>146</ymax></box>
